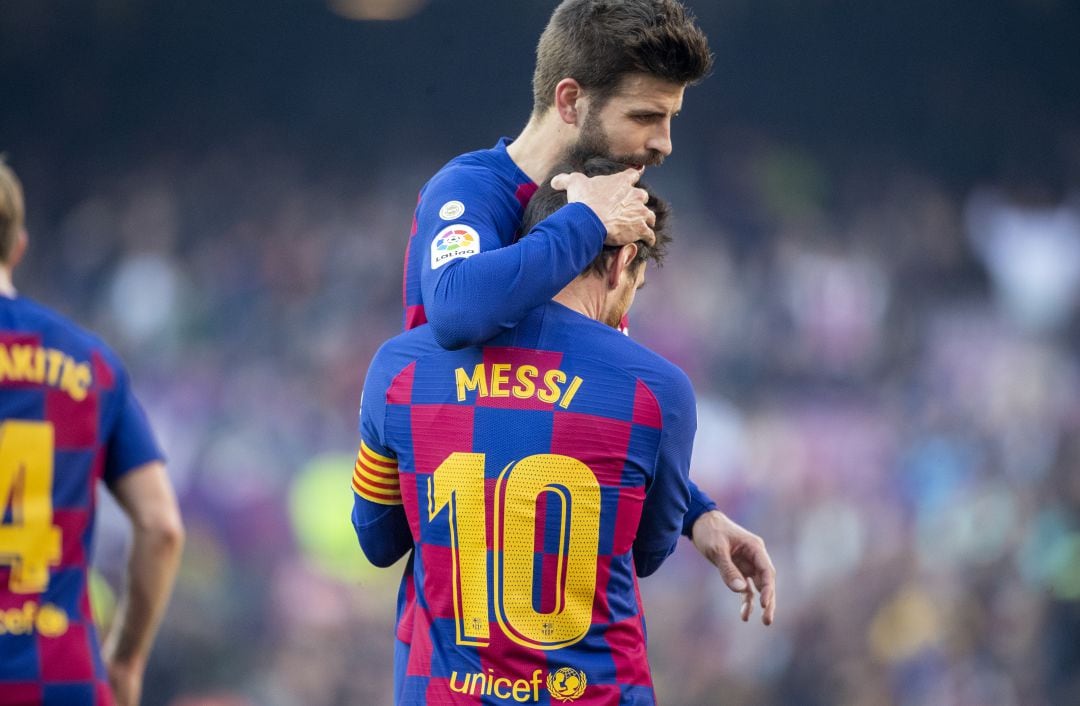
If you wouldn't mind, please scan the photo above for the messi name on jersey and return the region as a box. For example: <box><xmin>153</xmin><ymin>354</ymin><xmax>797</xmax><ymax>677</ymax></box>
<box><xmin>454</xmin><ymin>362</ymin><xmax>583</xmax><ymax>408</ymax></box>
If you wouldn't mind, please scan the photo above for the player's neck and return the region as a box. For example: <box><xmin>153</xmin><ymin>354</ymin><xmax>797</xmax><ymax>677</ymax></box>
<box><xmin>553</xmin><ymin>281</ymin><xmax>605</xmax><ymax>324</ymax></box>
<box><xmin>507</xmin><ymin>114</ymin><xmax>575</xmax><ymax>184</ymax></box>
<box><xmin>0</xmin><ymin>269</ymin><xmax>15</xmax><ymax>298</ymax></box>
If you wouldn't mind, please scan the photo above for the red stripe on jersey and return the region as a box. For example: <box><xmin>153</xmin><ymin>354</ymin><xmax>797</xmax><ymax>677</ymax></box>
<box><xmin>388</xmin><ymin>362</ymin><xmax>416</xmax><ymax>406</ymax></box>
<box><xmin>90</xmin><ymin>350</ymin><xmax>114</xmax><ymax>390</ymax></box>
<box><xmin>54</xmin><ymin>509</ymin><xmax>90</xmax><ymax>568</ymax></box>
<box><xmin>406</xmin><ymin>605</ymin><xmax>434</xmax><ymax>677</ymax></box>
<box><xmin>39</xmin><ymin>621</ymin><xmax>96</xmax><ymax>681</ymax></box>
<box><xmin>473</xmin><ymin>347</ymin><xmax>567</xmax><ymax>411</ymax></box>
<box><xmin>352</xmin><ymin>476</ymin><xmax>401</xmax><ymax>500</ymax></box>
<box><xmin>550</xmin><ymin>412</ymin><xmax>632</xmax><ymax>488</ymax></box>
<box><xmin>354</xmin><ymin>471</ymin><xmax>398</xmax><ymax>493</ymax></box>
<box><xmin>608</xmin><ymin>614</ymin><xmax>653</xmax><ymax>688</ymax></box>
<box><xmin>358</xmin><ymin>446</ymin><xmax>397</xmax><ymax>471</ymax></box>
<box><xmin>483</xmin><ymin>347</ymin><xmax>562</xmax><ymax>374</ymax></box>
<box><xmin>591</xmin><ymin>555</ymin><xmax>613</xmax><ymax>623</ymax></box>
<box><xmin>0</xmin><ymin>332</ymin><xmax>43</xmax><ymax>391</ymax></box>
<box><xmin>514</xmin><ymin>182</ymin><xmax>538</xmax><ymax>212</ymax></box>
<box><xmin>631</xmin><ymin>379</ymin><xmax>662</xmax><ymax>429</ymax></box>
<box><xmin>353</xmin><ymin>459</ymin><xmax>398</xmax><ymax>482</ymax></box>
<box><xmin>47</xmin><ymin>387</ymin><xmax>98</xmax><ymax>449</ymax></box>
<box><xmin>0</xmin><ymin>683</ymin><xmax>43</xmax><ymax>705</ymax></box>
<box><xmin>409</xmin><ymin>404</ymin><xmax>475</xmax><ymax>477</ymax></box>
<box><xmin>96</xmin><ymin>679</ymin><xmax>117</xmax><ymax>706</ymax></box>
<box><xmin>0</xmin><ymin>573</ymin><xmax>22</xmax><ymax>609</ymax></box>
<box><xmin>0</xmin><ymin>332</ymin><xmax>41</xmax><ymax>347</ymax></box>
<box><xmin>404</xmin><ymin>304</ymin><xmax>428</xmax><ymax>331</ymax></box>
<box><xmin>476</xmin><ymin>623</ymin><xmax>550</xmax><ymax>696</ymax></box>
<box><xmin>612</xmin><ymin>487</ymin><xmax>646</xmax><ymax>556</ymax></box>
<box><xmin>359</xmin><ymin>453</ymin><xmax>396</xmax><ymax>473</ymax></box>
<box><xmin>418</xmin><ymin>544</ymin><xmax>455</xmax><ymax>622</ymax></box>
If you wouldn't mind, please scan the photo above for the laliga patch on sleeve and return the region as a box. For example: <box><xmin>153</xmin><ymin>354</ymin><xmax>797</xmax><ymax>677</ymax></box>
<box><xmin>431</xmin><ymin>224</ymin><xmax>481</xmax><ymax>269</ymax></box>
<box><xmin>439</xmin><ymin>200</ymin><xmax>466</xmax><ymax>220</ymax></box>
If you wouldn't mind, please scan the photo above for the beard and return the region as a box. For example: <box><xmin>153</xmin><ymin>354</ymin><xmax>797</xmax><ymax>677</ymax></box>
<box><xmin>565</xmin><ymin>108</ymin><xmax>665</xmax><ymax>169</ymax></box>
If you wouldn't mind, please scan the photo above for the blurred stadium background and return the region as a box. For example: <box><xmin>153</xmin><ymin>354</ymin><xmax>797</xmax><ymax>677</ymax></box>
<box><xmin>3</xmin><ymin>0</ymin><xmax>1080</xmax><ymax>704</ymax></box>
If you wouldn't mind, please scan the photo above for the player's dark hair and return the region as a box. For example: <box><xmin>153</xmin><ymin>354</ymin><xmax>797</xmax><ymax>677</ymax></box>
<box><xmin>521</xmin><ymin>157</ymin><xmax>671</xmax><ymax>277</ymax></box>
<box><xmin>532</xmin><ymin>0</ymin><xmax>713</xmax><ymax>114</ymax></box>
<box><xmin>0</xmin><ymin>155</ymin><xmax>25</xmax><ymax>263</ymax></box>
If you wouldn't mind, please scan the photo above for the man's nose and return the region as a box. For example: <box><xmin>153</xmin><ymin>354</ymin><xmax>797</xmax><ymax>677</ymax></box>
<box><xmin>646</xmin><ymin>120</ymin><xmax>673</xmax><ymax>157</ymax></box>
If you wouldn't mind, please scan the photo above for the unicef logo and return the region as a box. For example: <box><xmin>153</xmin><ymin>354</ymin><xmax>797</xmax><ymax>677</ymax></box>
<box><xmin>546</xmin><ymin>667</ymin><xmax>587</xmax><ymax>702</ymax></box>
<box><xmin>435</xmin><ymin>228</ymin><xmax>476</xmax><ymax>252</ymax></box>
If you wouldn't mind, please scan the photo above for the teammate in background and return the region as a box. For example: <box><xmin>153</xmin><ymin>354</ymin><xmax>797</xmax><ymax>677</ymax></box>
<box><xmin>397</xmin><ymin>0</ymin><xmax>775</xmax><ymax>663</ymax></box>
<box><xmin>354</xmin><ymin>159</ymin><xmax>694</xmax><ymax>704</ymax></box>
<box><xmin>0</xmin><ymin>157</ymin><xmax>184</xmax><ymax>706</ymax></box>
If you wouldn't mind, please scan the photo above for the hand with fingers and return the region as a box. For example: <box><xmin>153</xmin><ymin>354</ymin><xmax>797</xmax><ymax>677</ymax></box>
<box><xmin>551</xmin><ymin>168</ymin><xmax>657</xmax><ymax>247</ymax></box>
<box><xmin>691</xmin><ymin>510</ymin><xmax>777</xmax><ymax>626</ymax></box>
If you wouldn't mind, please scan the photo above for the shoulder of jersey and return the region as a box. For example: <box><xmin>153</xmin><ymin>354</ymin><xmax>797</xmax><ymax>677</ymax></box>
<box><xmin>430</xmin><ymin>147</ymin><xmax>512</xmax><ymax>187</ymax></box>
<box><xmin>448</xmin><ymin>145</ymin><xmax>505</xmax><ymax>170</ymax></box>
<box><xmin>9</xmin><ymin>297</ymin><xmax>115</xmax><ymax>361</ymax></box>
<box><xmin>597</xmin><ymin>325</ymin><xmax>687</xmax><ymax>388</ymax></box>
<box><xmin>375</xmin><ymin>326</ymin><xmax>441</xmax><ymax>367</ymax></box>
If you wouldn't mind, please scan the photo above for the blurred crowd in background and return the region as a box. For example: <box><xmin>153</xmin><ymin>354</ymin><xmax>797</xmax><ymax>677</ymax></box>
<box><xmin>4</xmin><ymin>1</ymin><xmax>1080</xmax><ymax>705</ymax></box>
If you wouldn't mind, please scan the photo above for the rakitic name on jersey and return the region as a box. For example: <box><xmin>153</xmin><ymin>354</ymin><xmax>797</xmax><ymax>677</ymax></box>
<box><xmin>454</xmin><ymin>363</ymin><xmax>583</xmax><ymax>409</ymax></box>
<box><xmin>0</xmin><ymin>343</ymin><xmax>92</xmax><ymax>401</ymax></box>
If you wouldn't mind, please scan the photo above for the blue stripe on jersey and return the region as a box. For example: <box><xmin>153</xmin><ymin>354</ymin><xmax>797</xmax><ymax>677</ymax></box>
<box><xmin>53</xmin><ymin>450</ymin><xmax>96</xmax><ymax>507</ymax></box>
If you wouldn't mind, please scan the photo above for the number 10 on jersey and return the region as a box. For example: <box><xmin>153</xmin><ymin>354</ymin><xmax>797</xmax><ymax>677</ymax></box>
<box><xmin>427</xmin><ymin>452</ymin><xmax>601</xmax><ymax>650</ymax></box>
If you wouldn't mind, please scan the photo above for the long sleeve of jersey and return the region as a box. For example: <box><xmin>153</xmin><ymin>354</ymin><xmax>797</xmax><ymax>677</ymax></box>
<box><xmin>351</xmin><ymin>354</ymin><xmax>412</xmax><ymax>568</ymax></box>
<box><xmin>681</xmin><ymin>480</ymin><xmax>718</xmax><ymax>538</ymax></box>
<box><xmin>416</xmin><ymin>167</ymin><xmax>606</xmax><ymax>350</ymax></box>
<box><xmin>633</xmin><ymin>369</ymin><xmax>698</xmax><ymax>578</ymax></box>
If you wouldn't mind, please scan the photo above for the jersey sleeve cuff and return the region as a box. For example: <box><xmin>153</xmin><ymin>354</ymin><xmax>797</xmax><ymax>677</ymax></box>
<box><xmin>681</xmin><ymin>496</ymin><xmax>718</xmax><ymax>538</ymax></box>
<box><xmin>104</xmin><ymin>441</ymin><xmax>166</xmax><ymax>486</ymax></box>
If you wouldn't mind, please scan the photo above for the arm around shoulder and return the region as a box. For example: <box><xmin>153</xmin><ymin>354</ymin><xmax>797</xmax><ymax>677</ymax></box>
<box><xmin>417</xmin><ymin>168</ymin><xmax>605</xmax><ymax>348</ymax></box>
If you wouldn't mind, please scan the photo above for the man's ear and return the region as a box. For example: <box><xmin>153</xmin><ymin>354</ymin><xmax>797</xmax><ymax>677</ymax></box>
<box><xmin>554</xmin><ymin>78</ymin><xmax>585</xmax><ymax>126</ymax></box>
<box><xmin>607</xmin><ymin>243</ymin><xmax>639</xmax><ymax>289</ymax></box>
<box><xmin>8</xmin><ymin>228</ymin><xmax>27</xmax><ymax>269</ymax></box>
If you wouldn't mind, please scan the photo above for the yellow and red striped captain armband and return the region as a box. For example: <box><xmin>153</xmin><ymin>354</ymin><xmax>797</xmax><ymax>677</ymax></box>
<box><xmin>352</xmin><ymin>441</ymin><xmax>401</xmax><ymax>505</ymax></box>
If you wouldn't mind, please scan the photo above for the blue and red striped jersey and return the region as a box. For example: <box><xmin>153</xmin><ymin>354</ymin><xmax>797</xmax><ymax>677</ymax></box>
<box><xmin>400</xmin><ymin>138</ymin><xmax>715</xmax><ymax>524</ymax></box>
<box><xmin>353</xmin><ymin>302</ymin><xmax>696</xmax><ymax>705</ymax></box>
<box><xmin>0</xmin><ymin>295</ymin><xmax>163</xmax><ymax>706</ymax></box>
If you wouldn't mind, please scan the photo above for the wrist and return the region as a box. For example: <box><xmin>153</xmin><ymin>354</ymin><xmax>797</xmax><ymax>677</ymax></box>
<box><xmin>105</xmin><ymin>652</ymin><xmax>147</xmax><ymax>674</ymax></box>
<box><xmin>690</xmin><ymin>508</ymin><xmax>724</xmax><ymax>536</ymax></box>
<box><xmin>682</xmin><ymin>499</ymin><xmax>719</xmax><ymax>540</ymax></box>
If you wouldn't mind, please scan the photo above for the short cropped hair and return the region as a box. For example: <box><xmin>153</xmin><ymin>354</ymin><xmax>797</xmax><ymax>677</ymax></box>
<box><xmin>532</xmin><ymin>0</ymin><xmax>713</xmax><ymax>114</ymax></box>
<box><xmin>521</xmin><ymin>157</ymin><xmax>671</xmax><ymax>278</ymax></box>
<box><xmin>0</xmin><ymin>156</ymin><xmax>25</xmax><ymax>263</ymax></box>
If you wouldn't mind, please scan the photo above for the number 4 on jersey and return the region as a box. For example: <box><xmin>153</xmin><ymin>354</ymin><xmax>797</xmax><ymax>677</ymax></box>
<box><xmin>0</xmin><ymin>420</ymin><xmax>62</xmax><ymax>594</ymax></box>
